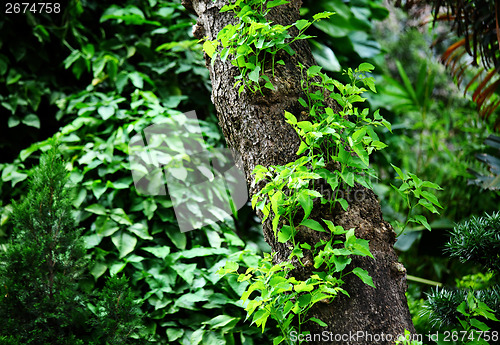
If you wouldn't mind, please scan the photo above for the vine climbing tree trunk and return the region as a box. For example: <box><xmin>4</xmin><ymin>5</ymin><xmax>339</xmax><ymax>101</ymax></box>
<box><xmin>182</xmin><ymin>0</ymin><xmax>416</xmax><ymax>343</ymax></box>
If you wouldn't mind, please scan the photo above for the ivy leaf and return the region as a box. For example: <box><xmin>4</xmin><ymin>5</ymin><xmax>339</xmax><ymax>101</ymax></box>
<box><xmin>98</xmin><ymin>105</ymin><xmax>115</xmax><ymax>120</ymax></box>
<box><xmin>111</xmin><ymin>231</ymin><xmax>137</xmax><ymax>258</ymax></box>
<box><xmin>298</xmin><ymin>190</ymin><xmax>313</xmax><ymax>220</ymax></box>
<box><xmin>391</xmin><ymin>164</ymin><xmax>405</xmax><ymax>180</ymax></box>
<box><xmin>248</xmin><ymin>65</ymin><xmax>261</xmax><ymax>83</ymax></box>
<box><xmin>273</xmin><ymin>336</ymin><xmax>285</xmax><ymax>345</ymax></box>
<box><xmin>278</xmin><ymin>225</ymin><xmax>293</xmax><ymax>243</ymax></box>
<box><xmin>352</xmin><ymin>267</ymin><xmax>375</xmax><ymax>288</ymax></box>
<box><xmin>300</xmin><ymin>219</ymin><xmax>326</xmax><ymax>232</ymax></box>
<box><xmin>85</xmin><ymin>203</ymin><xmax>107</xmax><ymax>215</ymax></box>
<box><xmin>357</xmin><ymin>62</ymin><xmax>375</xmax><ymax>72</ymax></box>
<box><xmin>203</xmin><ymin>40</ymin><xmax>218</xmax><ymax>58</ymax></box>
<box><xmin>337</xmin><ymin>198</ymin><xmax>348</xmax><ymax>211</ymax></box>
<box><xmin>309</xmin><ymin>317</ymin><xmax>327</xmax><ymax>327</ymax></box>
<box><xmin>142</xmin><ymin>246</ymin><xmax>170</xmax><ymax>259</ymax></box>
<box><xmin>267</xmin><ymin>0</ymin><xmax>290</xmax><ymax>9</ymax></box>
<box><xmin>313</xmin><ymin>11</ymin><xmax>335</xmax><ymax>21</ymax></box>
<box><xmin>420</xmin><ymin>190</ymin><xmax>443</xmax><ymax>208</ymax></box>
<box><xmin>295</xmin><ymin>19</ymin><xmax>310</xmax><ymax>31</ymax></box>
<box><xmin>294</xmin><ymin>281</ymin><xmax>314</xmax><ymax>292</ymax></box>
<box><xmin>307</xmin><ymin>65</ymin><xmax>322</xmax><ymax>76</ymax></box>
<box><xmin>413</xmin><ymin>215</ymin><xmax>431</xmax><ymax>231</ymax></box>
<box><xmin>21</xmin><ymin>114</ymin><xmax>40</xmax><ymax>128</ymax></box>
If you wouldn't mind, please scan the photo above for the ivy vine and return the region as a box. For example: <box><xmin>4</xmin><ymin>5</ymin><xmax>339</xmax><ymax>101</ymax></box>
<box><xmin>208</xmin><ymin>0</ymin><xmax>443</xmax><ymax>343</ymax></box>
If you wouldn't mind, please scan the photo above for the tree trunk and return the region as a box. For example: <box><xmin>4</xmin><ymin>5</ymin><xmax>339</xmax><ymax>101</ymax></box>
<box><xmin>182</xmin><ymin>0</ymin><xmax>416</xmax><ymax>343</ymax></box>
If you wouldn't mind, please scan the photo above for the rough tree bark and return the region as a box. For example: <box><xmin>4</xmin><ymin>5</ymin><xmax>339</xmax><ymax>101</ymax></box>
<box><xmin>182</xmin><ymin>0</ymin><xmax>416</xmax><ymax>343</ymax></box>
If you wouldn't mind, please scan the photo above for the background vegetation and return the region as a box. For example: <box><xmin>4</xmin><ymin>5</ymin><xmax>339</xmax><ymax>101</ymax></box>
<box><xmin>0</xmin><ymin>0</ymin><xmax>498</xmax><ymax>343</ymax></box>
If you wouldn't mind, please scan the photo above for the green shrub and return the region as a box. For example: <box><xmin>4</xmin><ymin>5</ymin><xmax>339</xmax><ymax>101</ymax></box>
<box><xmin>0</xmin><ymin>146</ymin><xmax>145</xmax><ymax>344</ymax></box>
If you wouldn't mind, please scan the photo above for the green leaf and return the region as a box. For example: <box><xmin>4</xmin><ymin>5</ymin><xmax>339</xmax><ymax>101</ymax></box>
<box><xmin>109</xmin><ymin>262</ymin><xmax>127</xmax><ymax>276</ymax></box>
<box><xmin>83</xmin><ymin>233</ymin><xmax>103</xmax><ymax>249</ymax></box>
<box><xmin>90</xmin><ymin>262</ymin><xmax>107</xmax><ymax>280</ymax></box>
<box><xmin>278</xmin><ymin>225</ymin><xmax>293</xmax><ymax>243</ymax></box>
<box><xmin>273</xmin><ymin>336</ymin><xmax>285</xmax><ymax>345</ymax></box>
<box><xmin>111</xmin><ymin>231</ymin><xmax>137</xmax><ymax>258</ymax></box>
<box><xmin>422</xmin><ymin>180</ymin><xmax>443</xmax><ymax>190</ymax></box>
<box><xmin>91</xmin><ymin>180</ymin><xmax>107</xmax><ymax>199</ymax></box>
<box><xmin>202</xmin><ymin>315</ymin><xmax>239</xmax><ymax>329</ymax></box>
<box><xmin>7</xmin><ymin>116</ymin><xmax>20</xmax><ymax>128</ymax></box>
<box><xmin>85</xmin><ymin>203</ymin><xmax>107</xmax><ymax>215</ymax></box>
<box><xmin>284</xmin><ymin>111</ymin><xmax>297</xmax><ymax>124</ymax></box>
<box><xmin>352</xmin><ymin>240</ymin><xmax>373</xmax><ymax>258</ymax></box>
<box><xmin>295</xmin><ymin>19</ymin><xmax>310</xmax><ymax>31</ymax></box>
<box><xmin>248</xmin><ymin>65</ymin><xmax>261</xmax><ymax>83</ymax></box>
<box><xmin>166</xmin><ymin>228</ymin><xmax>187</xmax><ymax>249</ymax></box>
<box><xmin>129</xmin><ymin>71</ymin><xmax>144</xmax><ymax>89</ymax></box>
<box><xmin>352</xmin><ymin>145</ymin><xmax>369</xmax><ymax>168</ymax></box>
<box><xmin>391</xmin><ymin>164</ymin><xmax>405</xmax><ymax>180</ymax></box>
<box><xmin>352</xmin><ymin>267</ymin><xmax>375</xmax><ymax>288</ymax></box>
<box><xmin>337</xmin><ymin>198</ymin><xmax>348</xmax><ymax>211</ymax></box>
<box><xmin>267</xmin><ymin>0</ymin><xmax>290</xmax><ymax>9</ymax></box>
<box><xmin>264</xmin><ymin>82</ymin><xmax>275</xmax><ymax>90</ymax></box>
<box><xmin>203</xmin><ymin>40</ymin><xmax>218</xmax><ymax>58</ymax></box>
<box><xmin>98</xmin><ymin>105</ymin><xmax>115</xmax><ymax>120</ymax></box>
<box><xmin>21</xmin><ymin>114</ymin><xmax>40</xmax><ymax>128</ymax></box>
<box><xmin>142</xmin><ymin>246</ymin><xmax>170</xmax><ymax>259</ymax></box>
<box><xmin>332</xmin><ymin>255</ymin><xmax>351</xmax><ymax>271</ymax></box>
<box><xmin>294</xmin><ymin>281</ymin><xmax>314</xmax><ymax>292</ymax></box>
<box><xmin>340</xmin><ymin>171</ymin><xmax>354</xmax><ymax>187</ymax></box>
<box><xmin>270</xmin><ymin>190</ymin><xmax>283</xmax><ymax>217</ymax></box>
<box><xmin>420</xmin><ymin>190</ymin><xmax>442</xmax><ymax>208</ymax></box>
<box><xmin>413</xmin><ymin>215</ymin><xmax>431</xmax><ymax>231</ymax></box>
<box><xmin>313</xmin><ymin>11</ymin><xmax>335</xmax><ymax>21</ymax></box>
<box><xmin>172</xmin><ymin>263</ymin><xmax>197</xmax><ymax>284</ymax></box>
<box><xmin>167</xmin><ymin>328</ymin><xmax>184</xmax><ymax>342</ymax></box>
<box><xmin>469</xmin><ymin>318</ymin><xmax>490</xmax><ymax>331</ymax></box>
<box><xmin>297</xmin><ymin>141</ymin><xmax>308</xmax><ymax>155</ymax></box>
<box><xmin>418</xmin><ymin>199</ymin><xmax>438</xmax><ymax>214</ymax></box>
<box><xmin>357</xmin><ymin>62</ymin><xmax>375</xmax><ymax>72</ymax></box>
<box><xmin>298</xmin><ymin>191</ymin><xmax>313</xmax><ymax>220</ymax></box>
<box><xmin>307</xmin><ymin>65</ymin><xmax>322</xmax><ymax>76</ymax></box>
<box><xmin>300</xmin><ymin>219</ymin><xmax>325</xmax><ymax>232</ymax></box>
<box><xmin>222</xmin><ymin>261</ymin><xmax>239</xmax><ymax>274</ymax></box>
<box><xmin>309</xmin><ymin>317</ymin><xmax>327</xmax><ymax>327</ymax></box>
<box><xmin>110</xmin><ymin>208</ymin><xmax>133</xmax><ymax>225</ymax></box>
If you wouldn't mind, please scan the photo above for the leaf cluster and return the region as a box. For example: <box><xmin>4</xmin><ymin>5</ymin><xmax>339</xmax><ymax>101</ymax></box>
<box><xmin>205</xmin><ymin>0</ymin><xmax>334</xmax><ymax>94</ymax></box>
<box><xmin>391</xmin><ymin>164</ymin><xmax>443</xmax><ymax>234</ymax></box>
<box><xmin>219</xmin><ymin>62</ymin><xmax>392</xmax><ymax>342</ymax></box>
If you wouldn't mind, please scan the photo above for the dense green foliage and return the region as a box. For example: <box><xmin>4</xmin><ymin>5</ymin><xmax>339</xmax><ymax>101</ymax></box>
<box><xmin>0</xmin><ymin>1</ymin><xmax>267</xmax><ymax>343</ymax></box>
